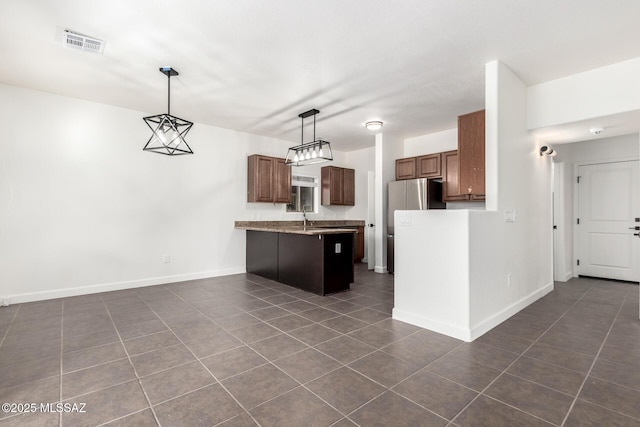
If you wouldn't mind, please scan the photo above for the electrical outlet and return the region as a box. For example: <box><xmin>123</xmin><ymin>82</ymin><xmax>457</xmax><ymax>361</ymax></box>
<box><xmin>163</xmin><ymin>255</ymin><xmax>171</xmax><ymax>264</ymax></box>
<box><xmin>507</xmin><ymin>273</ymin><xmax>512</xmax><ymax>287</ymax></box>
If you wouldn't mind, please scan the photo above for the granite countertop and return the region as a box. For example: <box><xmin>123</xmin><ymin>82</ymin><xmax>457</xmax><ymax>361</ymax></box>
<box><xmin>234</xmin><ymin>220</ymin><xmax>364</xmax><ymax>235</ymax></box>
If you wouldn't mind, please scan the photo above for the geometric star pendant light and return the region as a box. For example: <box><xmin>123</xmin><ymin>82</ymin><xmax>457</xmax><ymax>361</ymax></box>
<box><xmin>143</xmin><ymin>67</ymin><xmax>194</xmax><ymax>156</ymax></box>
<box><xmin>284</xmin><ymin>109</ymin><xmax>333</xmax><ymax>166</ymax></box>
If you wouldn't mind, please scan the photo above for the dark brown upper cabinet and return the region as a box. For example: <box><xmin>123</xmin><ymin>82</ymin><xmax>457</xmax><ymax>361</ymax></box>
<box><xmin>395</xmin><ymin>154</ymin><xmax>442</xmax><ymax>180</ymax></box>
<box><xmin>458</xmin><ymin>110</ymin><xmax>485</xmax><ymax>198</ymax></box>
<box><xmin>395</xmin><ymin>158</ymin><xmax>417</xmax><ymax>180</ymax></box>
<box><xmin>417</xmin><ymin>153</ymin><xmax>441</xmax><ymax>178</ymax></box>
<box><xmin>321</xmin><ymin>166</ymin><xmax>355</xmax><ymax>206</ymax></box>
<box><xmin>247</xmin><ymin>154</ymin><xmax>292</xmax><ymax>203</ymax></box>
<box><xmin>442</xmin><ymin>150</ymin><xmax>468</xmax><ymax>202</ymax></box>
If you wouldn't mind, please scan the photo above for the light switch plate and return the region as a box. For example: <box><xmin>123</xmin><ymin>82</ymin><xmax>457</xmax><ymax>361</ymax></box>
<box><xmin>398</xmin><ymin>212</ymin><xmax>411</xmax><ymax>226</ymax></box>
<box><xmin>504</xmin><ymin>210</ymin><xmax>516</xmax><ymax>222</ymax></box>
<box><xmin>335</xmin><ymin>243</ymin><xmax>342</xmax><ymax>254</ymax></box>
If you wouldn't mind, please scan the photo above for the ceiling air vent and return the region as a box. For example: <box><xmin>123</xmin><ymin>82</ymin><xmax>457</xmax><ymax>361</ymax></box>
<box><xmin>63</xmin><ymin>30</ymin><xmax>105</xmax><ymax>54</ymax></box>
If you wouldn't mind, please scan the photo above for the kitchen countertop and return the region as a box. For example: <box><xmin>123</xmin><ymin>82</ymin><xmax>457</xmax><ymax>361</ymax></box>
<box><xmin>234</xmin><ymin>220</ymin><xmax>364</xmax><ymax>235</ymax></box>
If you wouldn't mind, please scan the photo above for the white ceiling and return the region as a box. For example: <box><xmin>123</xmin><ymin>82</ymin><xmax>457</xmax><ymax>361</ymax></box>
<box><xmin>2</xmin><ymin>0</ymin><xmax>640</xmax><ymax>151</ymax></box>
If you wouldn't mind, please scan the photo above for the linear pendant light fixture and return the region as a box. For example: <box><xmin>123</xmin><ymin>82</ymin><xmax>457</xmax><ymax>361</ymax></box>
<box><xmin>143</xmin><ymin>67</ymin><xmax>194</xmax><ymax>156</ymax></box>
<box><xmin>285</xmin><ymin>109</ymin><xmax>333</xmax><ymax>166</ymax></box>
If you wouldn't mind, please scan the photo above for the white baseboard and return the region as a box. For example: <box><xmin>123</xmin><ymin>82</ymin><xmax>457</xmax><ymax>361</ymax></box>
<box><xmin>392</xmin><ymin>281</ymin><xmax>555</xmax><ymax>342</ymax></box>
<box><xmin>374</xmin><ymin>266</ymin><xmax>388</xmax><ymax>274</ymax></box>
<box><xmin>6</xmin><ymin>267</ymin><xmax>246</xmax><ymax>305</ymax></box>
<box><xmin>392</xmin><ymin>308</ymin><xmax>472</xmax><ymax>342</ymax></box>
<box><xmin>468</xmin><ymin>281</ymin><xmax>554</xmax><ymax>340</ymax></box>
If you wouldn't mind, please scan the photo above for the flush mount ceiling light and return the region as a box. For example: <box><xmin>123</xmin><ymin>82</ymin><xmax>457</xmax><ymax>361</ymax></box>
<box><xmin>143</xmin><ymin>67</ymin><xmax>194</xmax><ymax>156</ymax></box>
<box><xmin>539</xmin><ymin>145</ymin><xmax>557</xmax><ymax>157</ymax></box>
<box><xmin>285</xmin><ymin>109</ymin><xmax>333</xmax><ymax>166</ymax></box>
<box><xmin>365</xmin><ymin>121</ymin><xmax>383</xmax><ymax>131</ymax></box>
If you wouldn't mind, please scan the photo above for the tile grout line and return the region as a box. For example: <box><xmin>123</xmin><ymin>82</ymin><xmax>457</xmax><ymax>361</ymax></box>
<box><xmin>94</xmin><ymin>408</ymin><xmax>151</xmax><ymax>427</ymax></box>
<box><xmin>137</xmin><ymin>286</ymin><xmax>265</xmax><ymax>427</ymax></box>
<box><xmin>0</xmin><ymin>304</ymin><xmax>20</xmax><ymax>348</ymax></box>
<box><xmin>447</xmin><ymin>281</ymin><xmax>598</xmax><ymax>426</ymax></box>
<box><xmin>169</xmin><ymin>284</ymin><xmax>374</xmax><ymax>425</ymax></box>
<box><xmin>162</xmin><ymin>276</ymin><xmax>398</xmax><ymax>425</ymax></box>
<box><xmin>5</xmin><ymin>272</ymin><xmax>393</xmax><ymax>426</ymax></box>
<box><xmin>559</xmin><ymin>291</ymin><xmax>631</xmax><ymax>426</ymax></box>
<box><xmin>100</xmin><ymin>295</ymin><xmax>163</xmax><ymax>427</ymax></box>
<box><xmin>130</xmin><ymin>273</ymin><xmax>395</xmax><ymax>425</ymax></box>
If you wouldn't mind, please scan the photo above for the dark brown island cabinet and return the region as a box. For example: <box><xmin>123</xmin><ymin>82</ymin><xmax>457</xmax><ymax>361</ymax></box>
<box><xmin>246</xmin><ymin>230</ymin><xmax>355</xmax><ymax>296</ymax></box>
<box><xmin>321</xmin><ymin>166</ymin><xmax>355</xmax><ymax>206</ymax></box>
<box><xmin>247</xmin><ymin>154</ymin><xmax>292</xmax><ymax>203</ymax></box>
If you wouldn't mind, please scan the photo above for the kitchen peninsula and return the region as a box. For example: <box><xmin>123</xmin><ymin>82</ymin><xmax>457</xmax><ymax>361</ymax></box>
<box><xmin>235</xmin><ymin>221</ymin><xmax>363</xmax><ymax>295</ymax></box>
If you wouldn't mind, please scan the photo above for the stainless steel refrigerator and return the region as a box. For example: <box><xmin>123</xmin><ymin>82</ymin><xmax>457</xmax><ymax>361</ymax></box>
<box><xmin>387</xmin><ymin>179</ymin><xmax>445</xmax><ymax>273</ymax></box>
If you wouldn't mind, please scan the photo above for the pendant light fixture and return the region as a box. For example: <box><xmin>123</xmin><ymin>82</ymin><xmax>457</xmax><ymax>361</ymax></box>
<box><xmin>285</xmin><ymin>109</ymin><xmax>333</xmax><ymax>166</ymax></box>
<box><xmin>143</xmin><ymin>67</ymin><xmax>194</xmax><ymax>156</ymax></box>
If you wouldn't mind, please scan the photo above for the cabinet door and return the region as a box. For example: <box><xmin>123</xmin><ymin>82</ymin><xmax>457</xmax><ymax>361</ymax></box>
<box><xmin>321</xmin><ymin>166</ymin><xmax>340</xmax><ymax>205</ymax></box>
<box><xmin>458</xmin><ymin>110</ymin><xmax>485</xmax><ymax>196</ymax></box>
<box><xmin>442</xmin><ymin>150</ymin><xmax>469</xmax><ymax>202</ymax></box>
<box><xmin>329</xmin><ymin>167</ymin><xmax>344</xmax><ymax>205</ymax></box>
<box><xmin>247</xmin><ymin>155</ymin><xmax>274</xmax><ymax>202</ymax></box>
<box><xmin>396</xmin><ymin>158</ymin><xmax>417</xmax><ymax>180</ymax></box>
<box><xmin>273</xmin><ymin>157</ymin><xmax>292</xmax><ymax>204</ymax></box>
<box><xmin>417</xmin><ymin>153</ymin><xmax>441</xmax><ymax>178</ymax></box>
<box><xmin>343</xmin><ymin>168</ymin><xmax>355</xmax><ymax>206</ymax></box>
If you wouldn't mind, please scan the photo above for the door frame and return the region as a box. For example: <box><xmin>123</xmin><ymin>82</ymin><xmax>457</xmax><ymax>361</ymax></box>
<box><xmin>552</xmin><ymin>161</ymin><xmax>570</xmax><ymax>282</ymax></box>
<box><xmin>366</xmin><ymin>171</ymin><xmax>375</xmax><ymax>270</ymax></box>
<box><xmin>572</xmin><ymin>156</ymin><xmax>640</xmax><ymax>278</ymax></box>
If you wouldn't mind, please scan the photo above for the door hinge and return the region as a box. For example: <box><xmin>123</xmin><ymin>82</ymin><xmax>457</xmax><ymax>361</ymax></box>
<box><xmin>576</xmin><ymin>218</ymin><xmax>580</xmax><ymax>225</ymax></box>
<box><xmin>577</xmin><ymin>176</ymin><xmax>581</xmax><ymax>184</ymax></box>
<box><xmin>577</xmin><ymin>259</ymin><xmax>580</xmax><ymax>266</ymax></box>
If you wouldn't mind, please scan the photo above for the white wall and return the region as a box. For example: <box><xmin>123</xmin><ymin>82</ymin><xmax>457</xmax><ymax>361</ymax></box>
<box><xmin>527</xmin><ymin>57</ymin><xmax>640</xmax><ymax>130</ymax></box>
<box><xmin>394</xmin><ymin>61</ymin><xmax>554</xmax><ymax>341</ymax></box>
<box><xmin>468</xmin><ymin>61</ymin><xmax>554</xmax><ymax>334</ymax></box>
<box><xmin>344</xmin><ymin>146</ymin><xmax>375</xmax><ymax>221</ymax></box>
<box><xmin>403</xmin><ymin>128</ymin><xmax>457</xmax><ymax>157</ymax></box>
<box><xmin>0</xmin><ymin>83</ymin><xmax>372</xmax><ymax>303</ymax></box>
<box><xmin>552</xmin><ymin>134</ymin><xmax>640</xmax><ymax>280</ymax></box>
<box><xmin>394</xmin><ymin>210</ymin><xmax>470</xmax><ymax>338</ymax></box>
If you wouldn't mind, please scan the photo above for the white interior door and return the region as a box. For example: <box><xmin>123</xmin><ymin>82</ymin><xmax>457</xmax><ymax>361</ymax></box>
<box><xmin>366</xmin><ymin>171</ymin><xmax>375</xmax><ymax>270</ymax></box>
<box><xmin>578</xmin><ymin>161</ymin><xmax>639</xmax><ymax>281</ymax></box>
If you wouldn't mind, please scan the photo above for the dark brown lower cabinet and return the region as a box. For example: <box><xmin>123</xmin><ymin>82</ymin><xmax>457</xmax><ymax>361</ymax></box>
<box><xmin>246</xmin><ymin>231</ymin><xmax>354</xmax><ymax>295</ymax></box>
<box><xmin>355</xmin><ymin>226</ymin><xmax>365</xmax><ymax>262</ymax></box>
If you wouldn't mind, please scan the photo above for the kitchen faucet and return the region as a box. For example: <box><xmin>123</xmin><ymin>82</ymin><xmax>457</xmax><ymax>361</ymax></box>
<box><xmin>302</xmin><ymin>206</ymin><xmax>308</xmax><ymax>231</ymax></box>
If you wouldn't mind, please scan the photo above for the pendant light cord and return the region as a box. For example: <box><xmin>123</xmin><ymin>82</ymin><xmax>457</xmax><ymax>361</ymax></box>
<box><xmin>167</xmin><ymin>74</ymin><xmax>171</xmax><ymax>116</ymax></box>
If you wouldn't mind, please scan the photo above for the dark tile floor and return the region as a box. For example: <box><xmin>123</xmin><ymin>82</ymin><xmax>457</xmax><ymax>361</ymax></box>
<box><xmin>0</xmin><ymin>266</ymin><xmax>639</xmax><ymax>426</ymax></box>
